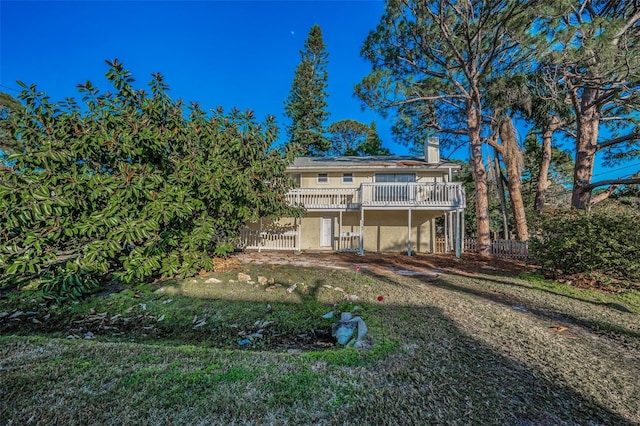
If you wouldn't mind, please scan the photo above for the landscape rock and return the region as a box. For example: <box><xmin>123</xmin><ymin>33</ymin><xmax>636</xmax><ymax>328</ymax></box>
<box><xmin>205</xmin><ymin>277</ymin><xmax>222</xmax><ymax>284</ymax></box>
<box><xmin>257</xmin><ymin>276</ymin><xmax>268</xmax><ymax>285</ymax></box>
<box><xmin>237</xmin><ymin>273</ymin><xmax>252</xmax><ymax>282</ymax></box>
<box><xmin>286</xmin><ymin>284</ymin><xmax>297</xmax><ymax>293</ymax></box>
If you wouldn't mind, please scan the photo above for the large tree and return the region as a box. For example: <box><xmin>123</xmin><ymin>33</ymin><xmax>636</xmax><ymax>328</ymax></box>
<box><xmin>542</xmin><ymin>1</ymin><xmax>640</xmax><ymax>209</ymax></box>
<box><xmin>284</xmin><ymin>24</ymin><xmax>330</xmax><ymax>156</ymax></box>
<box><xmin>356</xmin><ymin>0</ymin><xmax>540</xmax><ymax>253</ymax></box>
<box><xmin>327</xmin><ymin>120</ymin><xmax>390</xmax><ymax>156</ymax></box>
<box><xmin>0</xmin><ymin>60</ymin><xmax>298</xmax><ymax>297</ymax></box>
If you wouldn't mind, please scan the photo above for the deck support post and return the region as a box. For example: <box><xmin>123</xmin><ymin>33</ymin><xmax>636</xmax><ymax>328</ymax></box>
<box><xmin>455</xmin><ymin>209</ymin><xmax>461</xmax><ymax>258</ymax></box>
<box><xmin>359</xmin><ymin>209</ymin><xmax>364</xmax><ymax>256</ymax></box>
<box><xmin>407</xmin><ymin>209</ymin><xmax>412</xmax><ymax>256</ymax></box>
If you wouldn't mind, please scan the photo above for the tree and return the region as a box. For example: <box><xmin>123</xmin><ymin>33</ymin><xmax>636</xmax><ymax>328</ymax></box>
<box><xmin>541</xmin><ymin>1</ymin><xmax>640</xmax><ymax>209</ymax></box>
<box><xmin>0</xmin><ymin>92</ymin><xmax>23</xmax><ymax>155</ymax></box>
<box><xmin>327</xmin><ymin>119</ymin><xmax>370</xmax><ymax>155</ymax></box>
<box><xmin>0</xmin><ymin>60</ymin><xmax>298</xmax><ymax>297</ymax></box>
<box><xmin>356</xmin><ymin>0</ymin><xmax>541</xmax><ymax>254</ymax></box>
<box><xmin>358</xmin><ymin>121</ymin><xmax>391</xmax><ymax>156</ymax></box>
<box><xmin>284</xmin><ymin>24</ymin><xmax>330</xmax><ymax>156</ymax></box>
<box><xmin>327</xmin><ymin>120</ymin><xmax>390</xmax><ymax>156</ymax></box>
<box><xmin>522</xmin><ymin>130</ymin><xmax>574</xmax><ymax>210</ymax></box>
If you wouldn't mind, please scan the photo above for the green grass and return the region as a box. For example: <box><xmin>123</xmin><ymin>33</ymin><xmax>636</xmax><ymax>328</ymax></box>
<box><xmin>1</xmin><ymin>256</ymin><xmax>639</xmax><ymax>425</ymax></box>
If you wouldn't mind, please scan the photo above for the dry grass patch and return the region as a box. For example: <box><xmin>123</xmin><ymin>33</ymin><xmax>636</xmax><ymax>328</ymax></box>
<box><xmin>1</xmin><ymin>252</ymin><xmax>639</xmax><ymax>425</ymax></box>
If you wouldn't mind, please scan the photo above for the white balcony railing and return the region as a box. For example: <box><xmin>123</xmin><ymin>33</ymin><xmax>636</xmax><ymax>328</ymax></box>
<box><xmin>286</xmin><ymin>182</ymin><xmax>465</xmax><ymax>210</ymax></box>
<box><xmin>286</xmin><ymin>188</ymin><xmax>361</xmax><ymax>210</ymax></box>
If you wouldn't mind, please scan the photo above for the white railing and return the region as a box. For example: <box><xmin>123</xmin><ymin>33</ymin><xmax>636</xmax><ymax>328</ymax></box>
<box><xmin>361</xmin><ymin>182</ymin><xmax>465</xmax><ymax>208</ymax></box>
<box><xmin>238</xmin><ymin>229</ymin><xmax>299</xmax><ymax>251</ymax></box>
<box><xmin>436</xmin><ymin>238</ymin><xmax>528</xmax><ymax>259</ymax></box>
<box><xmin>286</xmin><ymin>188</ymin><xmax>360</xmax><ymax>210</ymax></box>
<box><xmin>287</xmin><ymin>182</ymin><xmax>465</xmax><ymax>210</ymax></box>
<box><xmin>339</xmin><ymin>232</ymin><xmax>361</xmax><ymax>252</ymax></box>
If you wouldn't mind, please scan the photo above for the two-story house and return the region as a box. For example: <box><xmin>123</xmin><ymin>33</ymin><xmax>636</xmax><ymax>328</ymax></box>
<box><xmin>240</xmin><ymin>140</ymin><xmax>466</xmax><ymax>256</ymax></box>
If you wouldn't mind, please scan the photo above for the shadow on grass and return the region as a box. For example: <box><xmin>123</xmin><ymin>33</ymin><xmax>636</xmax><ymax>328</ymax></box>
<box><xmin>1</xmin><ymin>300</ymin><xmax>636</xmax><ymax>425</ymax></box>
<box><xmin>1</xmin><ymin>259</ymin><xmax>639</xmax><ymax>424</ymax></box>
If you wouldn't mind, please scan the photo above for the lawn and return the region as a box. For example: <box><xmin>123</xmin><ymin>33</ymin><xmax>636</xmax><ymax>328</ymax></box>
<box><xmin>1</xmin><ymin>253</ymin><xmax>639</xmax><ymax>425</ymax></box>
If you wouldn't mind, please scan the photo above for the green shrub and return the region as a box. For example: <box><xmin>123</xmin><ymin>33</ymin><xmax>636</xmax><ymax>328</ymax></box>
<box><xmin>40</xmin><ymin>264</ymin><xmax>101</xmax><ymax>301</ymax></box>
<box><xmin>529</xmin><ymin>207</ymin><xmax>640</xmax><ymax>282</ymax></box>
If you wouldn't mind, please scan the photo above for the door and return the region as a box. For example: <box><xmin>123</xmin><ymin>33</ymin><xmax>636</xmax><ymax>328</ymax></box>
<box><xmin>320</xmin><ymin>217</ymin><xmax>333</xmax><ymax>247</ymax></box>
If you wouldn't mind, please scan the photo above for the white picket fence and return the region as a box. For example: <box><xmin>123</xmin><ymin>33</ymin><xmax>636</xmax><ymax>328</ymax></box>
<box><xmin>238</xmin><ymin>229</ymin><xmax>299</xmax><ymax>251</ymax></box>
<box><xmin>436</xmin><ymin>238</ymin><xmax>528</xmax><ymax>259</ymax></box>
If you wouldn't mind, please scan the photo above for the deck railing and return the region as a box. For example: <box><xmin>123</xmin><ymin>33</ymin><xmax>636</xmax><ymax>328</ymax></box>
<box><xmin>361</xmin><ymin>182</ymin><xmax>465</xmax><ymax>208</ymax></box>
<box><xmin>287</xmin><ymin>182</ymin><xmax>465</xmax><ymax>210</ymax></box>
<box><xmin>286</xmin><ymin>188</ymin><xmax>360</xmax><ymax>210</ymax></box>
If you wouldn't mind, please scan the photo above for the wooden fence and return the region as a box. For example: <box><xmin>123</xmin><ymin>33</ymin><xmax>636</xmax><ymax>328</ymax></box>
<box><xmin>436</xmin><ymin>238</ymin><xmax>528</xmax><ymax>259</ymax></box>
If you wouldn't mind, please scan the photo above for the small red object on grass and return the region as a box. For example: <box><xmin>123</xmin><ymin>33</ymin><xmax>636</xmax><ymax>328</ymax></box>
<box><xmin>355</xmin><ymin>265</ymin><xmax>361</xmax><ymax>271</ymax></box>
<box><xmin>377</xmin><ymin>295</ymin><xmax>384</xmax><ymax>302</ymax></box>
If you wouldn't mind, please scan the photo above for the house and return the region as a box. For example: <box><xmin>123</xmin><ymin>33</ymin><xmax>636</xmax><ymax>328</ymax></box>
<box><xmin>240</xmin><ymin>139</ymin><xmax>466</xmax><ymax>256</ymax></box>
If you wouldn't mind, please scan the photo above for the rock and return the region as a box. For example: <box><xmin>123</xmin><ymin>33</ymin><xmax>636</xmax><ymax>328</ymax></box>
<box><xmin>237</xmin><ymin>272</ymin><xmax>252</xmax><ymax>282</ymax></box>
<box><xmin>84</xmin><ymin>331</ymin><xmax>94</xmax><ymax>339</ymax></box>
<box><xmin>286</xmin><ymin>284</ymin><xmax>297</xmax><ymax>293</ymax></box>
<box><xmin>205</xmin><ymin>277</ymin><xmax>222</xmax><ymax>284</ymax></box>
<box><xmin>257</xmin><ymin>276</ymin><xmax>268</xmax><ymax>285</ymax></box>
<box><xmin>0</xmin><ymin>312</ymin><xmax>9</xmax><ymax>319</ymax></box>
<box><xmin>266</xmin><ymin>285</ymin><xmax>280</xmax><ymax>292</ymax></box>
<box><xmin>9</xmin><ymin>311</ymin><xmax>23</xmax><ymax>319</ymax></box>
<box><xmin>333</xmin><ymin>287</ymin><xmax>344</xmax><ymax>293</ymax></box>
<box><xmin>346</xmin><ymin>295</ymin><xmax>360</xmax><ymax>302</ymax></box>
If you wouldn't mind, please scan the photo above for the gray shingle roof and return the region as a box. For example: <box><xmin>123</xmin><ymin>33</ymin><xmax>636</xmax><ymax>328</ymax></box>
<box><xmin>288</xmin><ymin>156</ymin><xmax>460</xmax><ymax>171</ymax></box>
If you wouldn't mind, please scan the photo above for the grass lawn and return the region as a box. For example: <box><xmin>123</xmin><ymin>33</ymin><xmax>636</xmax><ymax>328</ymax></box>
<box><xmin>1</xmin><ymin>253</ymin><xmax>639</xmax><ymax>425</ymax></box>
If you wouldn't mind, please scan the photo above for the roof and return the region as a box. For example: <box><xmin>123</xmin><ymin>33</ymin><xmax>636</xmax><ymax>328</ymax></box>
<box><xmin>288</xmin><ymin>156</ymin><xmax>461</xmax><ymax>172</ymax></box>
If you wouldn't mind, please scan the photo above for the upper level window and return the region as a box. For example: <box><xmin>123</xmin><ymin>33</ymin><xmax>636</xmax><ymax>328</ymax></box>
<box><xmin>342</xmin><ymin>173</ymin><xmax>353</xmax><ymax>183</ymax></box>
<box><xmin>375</xmin><ymin>173</ymin><xmax>416</xmax><ymax>183</ymax></box>
<box><xmin>317</xmin><ymin>173</ymin><xmax>328</xmax><ymax>184</ymax></box>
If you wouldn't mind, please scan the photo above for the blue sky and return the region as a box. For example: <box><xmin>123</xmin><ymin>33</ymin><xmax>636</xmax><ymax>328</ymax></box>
<box><xmin>1</xmin><ymin>1</ymin><xmax>638</xmax><ymax>181</ymax></box>
<box><xmin>0</xmin><ymin>0</ymin><xmax>414</xmax><ymax>154</ymax></box>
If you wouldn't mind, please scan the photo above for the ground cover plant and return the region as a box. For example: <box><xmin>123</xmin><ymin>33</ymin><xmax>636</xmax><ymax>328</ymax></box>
<box><xmin>1</xmin><ymin>252</ymin><xmax>639</xmax><ymax>425</ymax></box>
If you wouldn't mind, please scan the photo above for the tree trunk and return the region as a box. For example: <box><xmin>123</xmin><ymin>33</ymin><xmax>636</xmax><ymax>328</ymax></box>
<box><xmin>490</xmin><ymin>149</ymin><xmax>509</xmax><ymax>239</ymax></box>
<box><xmin>534</xmin><ymin>116</ymin><xmax>560</xmax><ymax>214</ymax></box>
<box><xmin>468</xmin><ymin>106</ymin><xmax>491</xmax><ymax>255</ymax></box>
<box><xmin>499</xmin><ymin>117</ymin><xmax>529</xmax><ymax>241</ymax></box>
<box><xmin>572</xmin><ymin>87</ymin><xmax>600</xmax><ymax>210</ymax></box>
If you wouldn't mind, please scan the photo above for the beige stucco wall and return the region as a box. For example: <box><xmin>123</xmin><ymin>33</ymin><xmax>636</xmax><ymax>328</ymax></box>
<box><xmin>293</xmin><ymin>210</ymin><xmax>442</xmax><ymax>253</ymax></box>
<box><xmin>293</xmin><ymin>170</ymin><xmax>448</xmax><ymax>189</ymax></box>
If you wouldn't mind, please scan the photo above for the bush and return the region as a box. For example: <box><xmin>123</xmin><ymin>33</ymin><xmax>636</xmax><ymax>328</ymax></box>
<box><xmin>0</xmin><ymin>60</ymin><xmax>300</xmax><ymax>292</ymax></box>
<box><xmin>529</xmin><ymin>207</ymin><xmax>640</xmax><ymax>283</ymax></box>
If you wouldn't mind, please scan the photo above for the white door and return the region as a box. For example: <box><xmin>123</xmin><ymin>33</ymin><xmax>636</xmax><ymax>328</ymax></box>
<box><xmin>320</xmin><ymin>217</ymin><xmax>333</xmax><ymax>247</ymax></box>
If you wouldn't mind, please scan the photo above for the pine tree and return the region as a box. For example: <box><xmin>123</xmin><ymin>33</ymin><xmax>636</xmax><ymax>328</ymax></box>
<box><xmin>284</xmin><ymin>24</ymin><xmax>330</xmax><ymax>156</ymax></box>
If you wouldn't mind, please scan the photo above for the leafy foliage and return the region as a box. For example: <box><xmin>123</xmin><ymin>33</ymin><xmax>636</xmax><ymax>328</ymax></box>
<box><xmin>327</xmin><ymin>120</ymin><xmax>390</xmax><ymax>156</ymax></box>
<box><xmin>0</xmin><ymin>92</ymin><xmax>23</xmax><ymax>158</ymax></box>
<box><xmin>529</xmin><ymin>207</ymin><xmax>640</xmax><ymax>283</ymax></box>
<box><xmin>0</xmin><ymin>59</ymin><xmax>299</xmax><ymax>296</ymax></box>
<box><xmin>284</xmin><ymin>24</ymin><xmax>330</xmax><ymax>156</ymax></box>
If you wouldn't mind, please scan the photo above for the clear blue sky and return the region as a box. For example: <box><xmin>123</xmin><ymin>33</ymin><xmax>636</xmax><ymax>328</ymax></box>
<box><xmin>0</xmin><ymin>0</ymin><xmax>412</xmax><ymax>155</ymax></box>
<box><xmin>1</xmin><ymin>1</ymin><xmax>638</xmax><ymax>181</ymax></box>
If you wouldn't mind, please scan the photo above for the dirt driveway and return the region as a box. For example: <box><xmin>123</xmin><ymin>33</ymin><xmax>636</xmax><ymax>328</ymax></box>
<box><xmin>232</xmin><ymin>250</ymin><xmax>531</xmax><ymax>279</ymax></box>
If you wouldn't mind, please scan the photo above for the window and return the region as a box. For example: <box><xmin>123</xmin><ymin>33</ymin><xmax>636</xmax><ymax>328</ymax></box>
<box><xmin>375</xmin><ymin>173</ymin><xmax>415</xmax><ymax>183</ymax></box>
<box><xmin>374</xmin><ymin>173</ymin><xmax>416</xmax><ymax>202</ymax></box>
<box><xmin>317</xmin><ymin>173</ymin><xmax>328</xmax><ymax>184</ymax></box>
<box><xmin>342</xmin><ymin>173</ymin><xmax>353</xmax><ymax>184</ymax></box>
